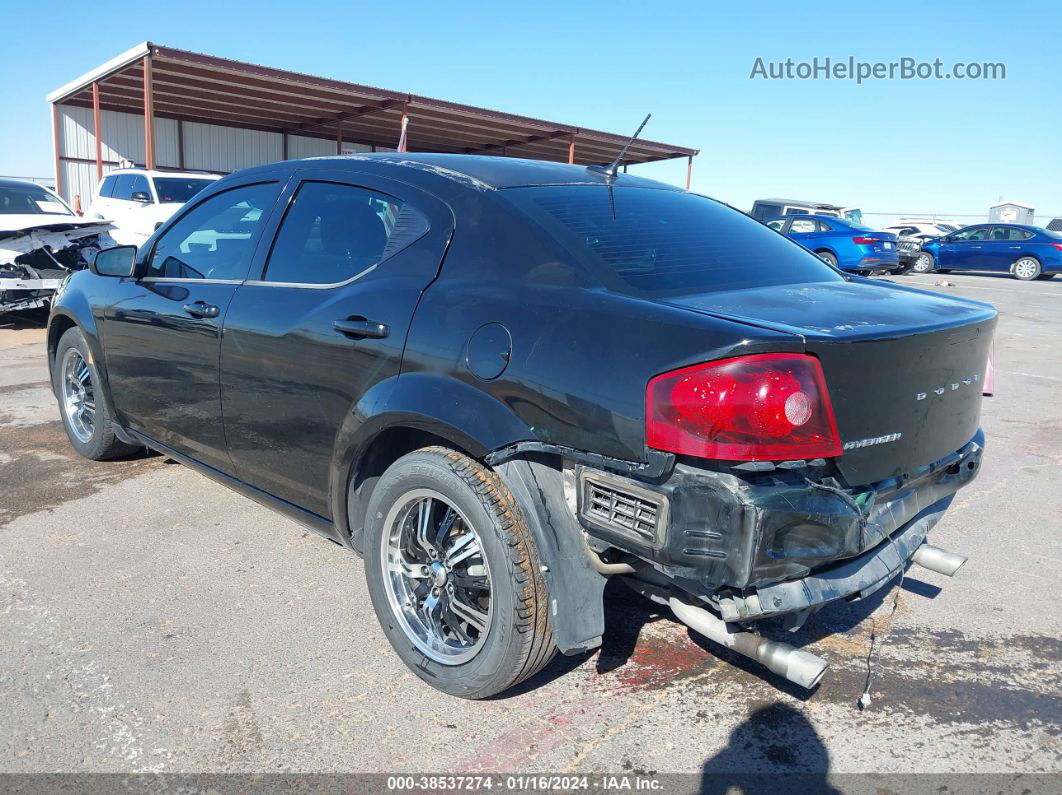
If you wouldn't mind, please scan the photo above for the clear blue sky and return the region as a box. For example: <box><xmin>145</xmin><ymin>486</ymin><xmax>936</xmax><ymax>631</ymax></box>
<box><xmin>2</xmin><ymin>0</ymin><xmax>1059</xmax><ymax>223</ymax></box>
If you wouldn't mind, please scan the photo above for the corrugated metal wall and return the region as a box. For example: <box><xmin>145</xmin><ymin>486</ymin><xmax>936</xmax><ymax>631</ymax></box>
<box><xmin>182</xmin><ymin>122</ymin><xmax>283</xmax><ymax>172</ymax></box>
<box><xmin>56</xmin><ymin>104</ymin><xmax>397</xmax><ymax>202</ymax></box>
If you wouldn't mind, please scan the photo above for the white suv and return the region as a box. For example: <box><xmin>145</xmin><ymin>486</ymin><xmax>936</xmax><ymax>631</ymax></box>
<box><xmin>88</xmin><ymin>169</ymin><xmax>220</xmax><ymax>247</ymax></box>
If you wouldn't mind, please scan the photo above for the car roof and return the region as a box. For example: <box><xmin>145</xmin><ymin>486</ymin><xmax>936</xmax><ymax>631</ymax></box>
<box><xmin>0</xmin><ymin>177</ymin><xmax>57</xmax><ymax>190</ymax></box>
<box><xmin>763</xmin><ymin>214</ymin><xmax>845</xmax><ymax>223</ymax></box>
<box><xmin>104</xmin><ymin>168</ymin><xmax>221</xmax><ymax>179</ymax></box>
<box><xmin>756</xmin><ymin>198</ymin><xmax>850</xmax><ymax>209</ymax></box>
<box><xmin>281</xmin><ymin>153</ymin><xmax>682</xmax><ymax>191</ymax></box>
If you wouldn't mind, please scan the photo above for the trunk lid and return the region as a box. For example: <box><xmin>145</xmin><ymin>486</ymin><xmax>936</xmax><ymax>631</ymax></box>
<box><xmin>662</xmin><ymin>280</ymin><xmax>996</xmax><ymax>485</ymax></box>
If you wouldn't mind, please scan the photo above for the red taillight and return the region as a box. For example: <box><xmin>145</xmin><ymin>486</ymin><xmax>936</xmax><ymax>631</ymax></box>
<box><xmin>646</xmin><ymin>353</ymin><xmax>842</xmax><ymax>461</ymax></box>
<box><xmin>1052</xmin><ymin>243</ymin><xmax>1062</xmax><ymax>252</ymax></box>
<box><xmin>852</xmin><ymin>236</ymin><xmax>880</xmax><ymax>245</ymax></box>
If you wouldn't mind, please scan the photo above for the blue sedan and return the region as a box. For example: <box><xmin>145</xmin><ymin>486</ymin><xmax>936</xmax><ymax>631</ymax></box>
<box><xmin>916</xmin><ymin>224</ymin><xmax>1062</xmax><ymax>280</ymax></box>
<box><xmin>765</xmin><ymin>215</ymin><xmax>899</xmax><ymax>274</ymax></box>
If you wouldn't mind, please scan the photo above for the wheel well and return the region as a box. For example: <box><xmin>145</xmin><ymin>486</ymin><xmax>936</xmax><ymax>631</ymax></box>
<box><xmin>47</xmin><ymin>316</ymin><xmax>77</xmax><ymax>373</ymax></box>
<box><xmin>345</xmin><ymin>426</ymin><xmax>473</xmax><ymax>550</ymax></box>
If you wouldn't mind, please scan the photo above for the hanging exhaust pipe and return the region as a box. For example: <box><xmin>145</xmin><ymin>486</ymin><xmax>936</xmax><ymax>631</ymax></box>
<box><xmin>911</xmin><ymin>544</ymin><xmax>967</xmax><ymax>577</ymax></box>
<box><xmin>669</xmin><ymin>597</ymin><xmax>829</xmax><ymax>690</ymax></box>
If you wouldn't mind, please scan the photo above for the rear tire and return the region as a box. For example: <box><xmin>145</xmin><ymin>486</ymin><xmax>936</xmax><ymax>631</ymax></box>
<box><xmin>51</xmin><ymin>327</ymin><xmax>138</xmax><ymax>461</ymax></box>
<box><xmin>1013</xmin><ymin>257</ymin><xmax>1041</xmax><ymax>281</ymax></box>
<box><xmin>912</xmin><ymin>251</ymin><xmax>935</xmax><ymax>273</ymax></box>
<box><xmin>817</xmin><ymin>251</ymin><xmax>838</xmax><ymax>267</ymax></box>
<box><xmin>363</xmin><ymin>446</ymin><xmax>556</xmax><ymax>699</ymax></box>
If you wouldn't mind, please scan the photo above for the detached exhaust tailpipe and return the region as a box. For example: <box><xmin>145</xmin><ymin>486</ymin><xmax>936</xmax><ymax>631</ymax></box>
<box><xmin>669</xmin><ymin>597</ymin><xmax>829</xmax><ymax>690</ymax></box>
<box><xmin>911</xmin><ymin>544</ymin><xmax>967</xmax><ymax>577</ymax></box>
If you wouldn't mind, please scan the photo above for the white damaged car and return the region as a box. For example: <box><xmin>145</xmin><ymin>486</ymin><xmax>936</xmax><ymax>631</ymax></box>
<box><xmin>0</xmin><ymin>179</ymin><xmax>116</xmax><ymax>314</ymax></box>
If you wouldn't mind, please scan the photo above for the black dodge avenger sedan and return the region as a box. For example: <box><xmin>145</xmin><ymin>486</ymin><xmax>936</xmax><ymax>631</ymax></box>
<box><xmin>47</xmin><ymin>154</ymin><xmax>994</xmax><ymax>697</ymax></box>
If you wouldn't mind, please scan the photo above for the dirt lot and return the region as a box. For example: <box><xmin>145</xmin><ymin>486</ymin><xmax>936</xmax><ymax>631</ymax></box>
<box><xmin>1</xmin><ymin>274</ymin><xmax>1060</xmax><ymax>782</ymax></box>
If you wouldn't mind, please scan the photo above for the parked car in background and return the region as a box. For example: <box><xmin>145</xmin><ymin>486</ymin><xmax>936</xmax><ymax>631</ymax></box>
<box><xmin>48</xmin><ymin>154</ymin><xmax>993</xmax><ymax>699</ymax></box>
<box><xmin>87</xmin><ymin>168</ymin><xmax>220</xmax><ymax>247</ymax></box>
<box><xmin>916</xmin><ymin>223</ymin><xmax>1062</xmax><ymax>280</ymax></box>
<box><xmin>885</xmin><ymin>220</ymin><xmax>960</xmax><ymax>241</ymax></box>
<box><xmin>0</xmin><ymin>178</ymin><xmax>114</xmax><ymax>314</ymax></box>
<box><xmin>895</xmin><ymin>235</ymin><xmax>923</xmax><ymax>274</ymax></box>
<box><xmin>751</xmin><ymin>198</ymin><xmax>862</xmax><ymax>224</ymax></box>
<box><xmin>765</xmin><ymin>215</ymin><xmax>898</xmax><ymax>274</ymax></box>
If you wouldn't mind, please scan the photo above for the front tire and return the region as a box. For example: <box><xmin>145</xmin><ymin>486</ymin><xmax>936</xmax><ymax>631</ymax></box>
<box><xmin>912</xmin><ymin>251</ymin><xmax>935</xmax><ymax>273</ymax></box>
<box><xmin>1013</xmin><ymin>257</ymin><xmax>1041</xmax><ymax>281</ymax></box>
<box><xmin>52</xmin><ymin>327</ymin><xmax>137</xmax><ymax>460</ymax></box>
<box><xmin>363</xmin><ymin>446</ymin><xmax>556</xmax><ymax>699</ymax></box>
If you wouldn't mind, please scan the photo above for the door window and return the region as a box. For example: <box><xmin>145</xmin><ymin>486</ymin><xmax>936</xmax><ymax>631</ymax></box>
<box><xmin>263</xmin><ymin>182</ymin><xmax>404</xmax><ymax>285</ymax></box>
<box><xmin>111</xmin><ymin>174</ymin><xmax>135</xmax><ymax>201</ymax></box>
<box><xmin>99</xmin><ymin>175</ymin><xmax>118</xmax><ymax>198</ymax></box>
<box><xmin>765</xmin><ymin>219</ymin><xmax>785</xmax><ymax>231</ymax></box>
<box><xmin>999</xmin><ymin>227</ymin><xmax>1033</xmax><ymax>241</ymax></box>
<box><xmin>146</xmin><ymin>182</ymin><xmax>279</xmax><ymax>281</ymax></box>
<box><xmin>129</xmin><ymin>174</ymin><xmax>152</xmax><ymax>202</ymax></box>
<box><xmin>790</xmin><ymin>218</ymin><xmax>817</xmax><ymax>233</ymax></box>
<box><xmin>952</xmin><ymin>227</ymin><xmax>989</xmax><ymax>241</ymax></box>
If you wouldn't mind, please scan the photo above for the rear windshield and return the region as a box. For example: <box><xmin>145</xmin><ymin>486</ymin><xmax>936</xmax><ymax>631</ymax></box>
<box><xmin>152</xmin><ymin>177</ymin><xmax>214</xmax><ymax>204</ymax></box>
<box><xmin>505</xmin><ymin>186</ymin><xmax>845</xmax><ymax>296</ymax></box>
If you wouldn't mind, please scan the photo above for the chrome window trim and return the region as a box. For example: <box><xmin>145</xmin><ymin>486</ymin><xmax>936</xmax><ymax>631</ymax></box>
<box><xmin>243</xmin><ymin>262</ymin><xmax>379</xmax><ymax>289</ymax></box>
<box><xmin>138</xmin><ymin>277</ymin><xmax>246</xmax><ymax>285</ymax></box>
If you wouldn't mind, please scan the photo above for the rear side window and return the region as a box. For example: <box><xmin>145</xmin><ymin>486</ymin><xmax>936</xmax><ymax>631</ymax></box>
<box><xmin>505</xmin><ymin>186</ymin><xmax>845</xmax><ymax>296</ymax></box>
<box><xmin>263</xmin><ymin>181</ymin><xmax>414</xmax><ymax>285</ymax></box>
<box><xmin>789</xmin><ymin>219</ymin><xmax>817</xmax><ymax>233</ymax></box>
<box><xmin>147</xmin><ymin>182</ymin><xmax>278</xmax><ymax>280</ymax></box>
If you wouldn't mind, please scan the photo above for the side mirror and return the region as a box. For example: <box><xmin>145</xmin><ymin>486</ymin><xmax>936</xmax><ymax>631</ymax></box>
<box><xmin>92</xmin><ymin>245</ymin><xmax>137</xmax><ymax>277</ymax></box>
<box><xmin>131</xmin><ymin>191</ymin><xmax>151</xmax><ymax>203</ymax></box>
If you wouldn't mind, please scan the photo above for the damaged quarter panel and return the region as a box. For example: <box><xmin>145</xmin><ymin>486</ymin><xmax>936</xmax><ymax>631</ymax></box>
<box><xmin>400</xmin><ymin>189</ymin><xmax>804</xmax><ymax>463</ymax></box>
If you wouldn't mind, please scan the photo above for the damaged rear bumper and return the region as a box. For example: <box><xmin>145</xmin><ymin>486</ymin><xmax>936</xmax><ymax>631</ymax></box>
<box><xmin>715</xmin><ymin>496</ymin><xmax>947</xmax><ymax>622</ymax></box>
<box><xmin>576</xmin><ymin>430</ymin><xmax>984</xmax><ymax>616</ymax></box>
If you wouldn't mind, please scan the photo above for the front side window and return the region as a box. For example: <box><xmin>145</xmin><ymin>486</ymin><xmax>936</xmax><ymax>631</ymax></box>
<box><xmin>953</xmin><ymin>227</ymin><xmax>989</xmax><ymax>241</ymax></box>
<box><xmin>111</xmin><ymin>174</ymin><xmax>135</xmax><ymax>201</ymax></box>
<box><xmin>505</xmin><ymin>186</ymin><xmax>845</xmax><ymax>296</ymax></box>
<box><xmin>129</xmin><ymin>174</ymin><xmax>151</xmax><ymax>201</ymax></box>
<box><xmin>98</xmin><ymin>176</ymin><xmax>117</xmax><ymax>198</ymax></box>
<box><xmin>153</xmin><ymin>177</ymin><xmax>215</xmax><ymax>204</ymax></box>
<box><xmin>765</xmin><ymin>219</ymin><xmax>785</xmax><ymax>231</ymax></box>
<box><xmin>147</xmin><ymin>182</ymin><xmax>278</xmax><ymax>280</ymax></box>
<box><xmin>263</xmin><ymin>182</ymin><xmax>402</xmax><ymax>285</ymax></box>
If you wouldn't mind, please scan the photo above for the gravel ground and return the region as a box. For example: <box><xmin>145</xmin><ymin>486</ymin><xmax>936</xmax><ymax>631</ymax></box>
<box><xmin>0</xmin><ymin>274</ymin><xmax>1059</xmax><ymax>784</ymax></box>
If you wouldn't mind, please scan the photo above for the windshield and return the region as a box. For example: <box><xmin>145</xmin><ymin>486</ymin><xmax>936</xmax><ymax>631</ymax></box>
<box><xmin>152</xmin><ymin>177</ymin><xmax>215</xmax><ymax>204</ymax></box>
<box><xmin>0</xmin><ymin>183</ymin><xmax>72</xmax><ymax>215</ymax></box>
<box><xmin>505</xmin><ymin>186</ymin><xmax>845</xmax><ymax>296</ymax></box>
<box><xmin>843</xmin><ymin>209</ymin><xmax>863</xmax><ymax>223</ymax></box>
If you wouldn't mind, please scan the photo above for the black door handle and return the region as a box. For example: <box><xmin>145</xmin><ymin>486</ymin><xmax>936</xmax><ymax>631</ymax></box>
<box><xmin>333</xmin><ymin>318</ymin><xmax>389</xmax><ymax>339</ymax></box>
<box><xmin>183</xmin><ymin>301</ymin><xmax>219</xmax><ymax>318</ymax></box>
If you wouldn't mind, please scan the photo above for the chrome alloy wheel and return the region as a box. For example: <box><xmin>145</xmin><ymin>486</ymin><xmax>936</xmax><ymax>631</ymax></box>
<box><xmin>913</xmin><ymin>252</ymin><xmax>934</xmax><ymax>273</ymax></box>
<box><xmin>61</xmin><ymin>347</ymin><xmax>95</xmax><ymax>444</ymax></box>
<box><xmin>380</xmin><ymin>489</ymin><xmax>493</xmax><ymax>665</ymax></box>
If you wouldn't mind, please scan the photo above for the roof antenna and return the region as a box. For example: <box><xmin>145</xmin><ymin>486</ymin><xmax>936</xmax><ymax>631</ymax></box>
<box><xmin>588</xmin><ymin>113</ymin><xmax>651</xmax><ymax>180</ymax></box>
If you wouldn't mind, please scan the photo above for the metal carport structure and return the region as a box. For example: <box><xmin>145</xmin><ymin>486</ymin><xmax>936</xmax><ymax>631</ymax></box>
<box><xmin>46</xmin><ymin>42</ymin><xmax>698</xmax><ymax>205</ymax></box>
